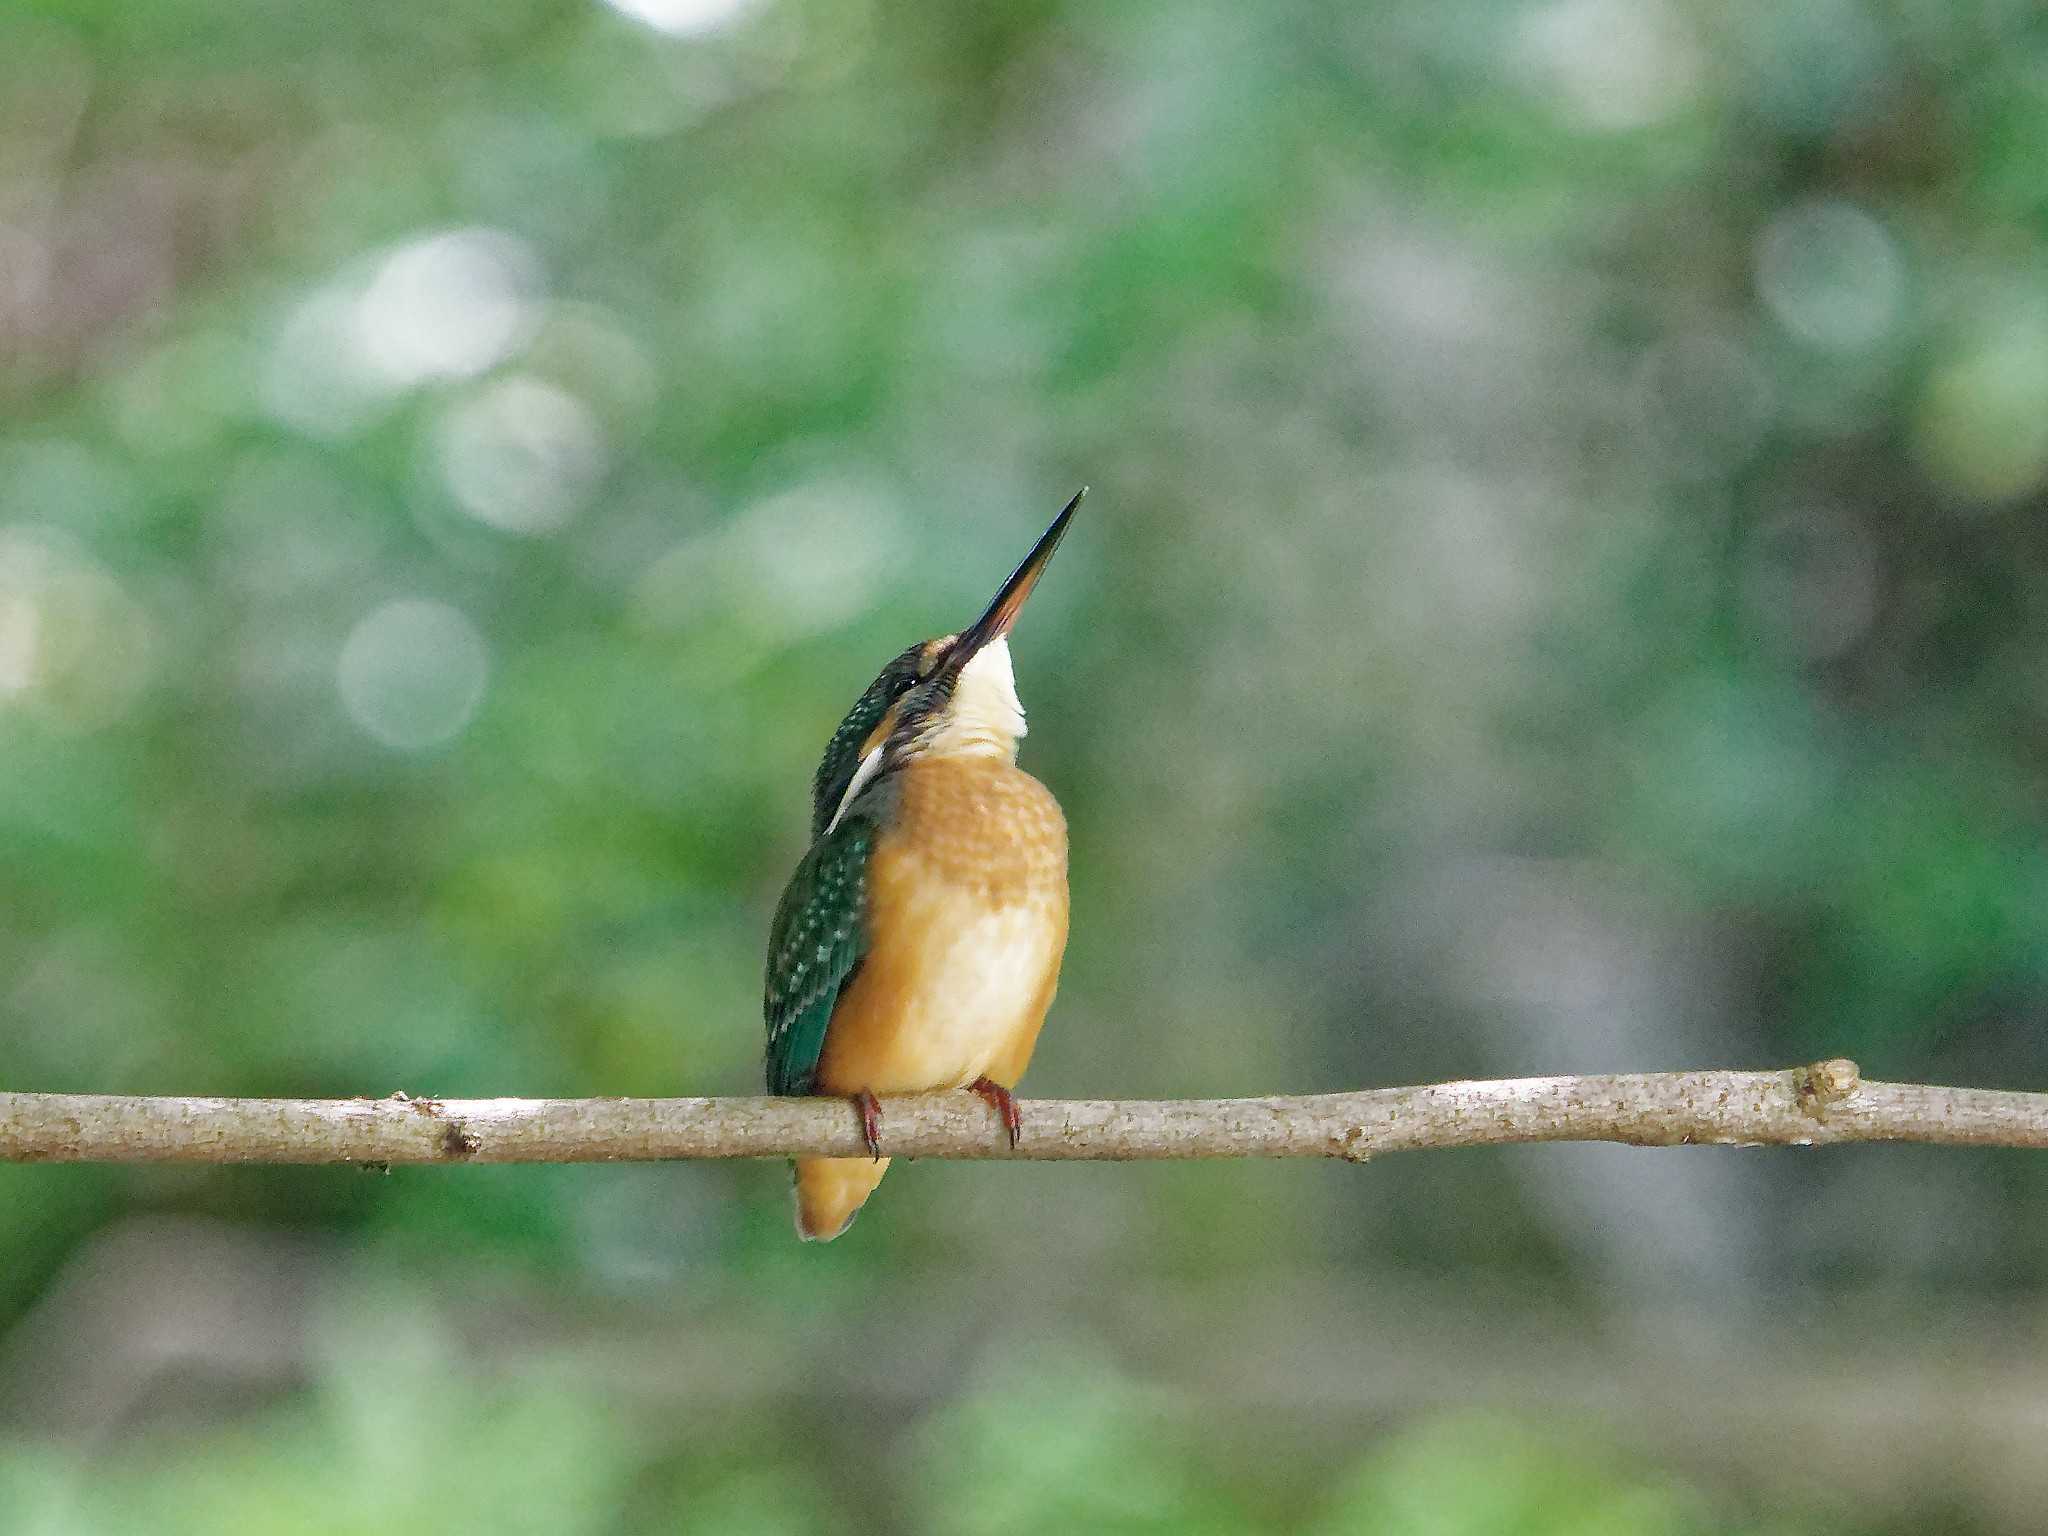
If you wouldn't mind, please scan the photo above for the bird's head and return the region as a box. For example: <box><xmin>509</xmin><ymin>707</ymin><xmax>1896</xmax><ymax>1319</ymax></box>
<box><xmin>809</xmin><ymin>488</ymin><xmax>1084</xmax><ymax>838</ymax></box>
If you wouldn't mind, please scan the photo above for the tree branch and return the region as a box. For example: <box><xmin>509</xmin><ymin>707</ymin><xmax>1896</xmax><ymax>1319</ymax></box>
<box><xmin>2</xmin><ymin>1061</ymin><xmax>2046</xmax><ymax>1165</ymax></box>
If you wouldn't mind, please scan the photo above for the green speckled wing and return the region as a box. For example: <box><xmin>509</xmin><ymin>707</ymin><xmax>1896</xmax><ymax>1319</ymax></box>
<box><xmin>764</xmin><ymin>815</ymin><xmax>873</xmax><ymax>1096</ymax></box>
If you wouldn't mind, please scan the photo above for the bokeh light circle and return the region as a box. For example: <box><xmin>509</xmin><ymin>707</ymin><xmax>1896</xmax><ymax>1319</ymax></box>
<box><xmin>357</xmin><ymin>228</ymin><xmax>541</xmax><ymax>386</ymax></box>
<box><xmin>0</xmin><ymin>526</ymin><xmax>154</xmax><ymax>732</ymax></box>
<box><xmin>435</xmin><ymin>376</ymin><xmax>606</xmax><ymax>535</ymax></box>
<box><xmin>1754</xmin><ymin>199</ymin><xmax>1906</xmax><ymax>352</ymax></box>
<box><xmin>336</xmin><ymin>598</ymin><xmax>489</xmax><ymax>750</ymax></box>
<box><xmin>600</xmin><ymin>0</ymin><xmax>760</xmax><ymax>37</ymax></box>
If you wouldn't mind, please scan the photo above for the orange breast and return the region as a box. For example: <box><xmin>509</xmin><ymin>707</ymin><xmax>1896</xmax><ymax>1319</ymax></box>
<box><xmin>815</xmin><ymin>756</ymin><xmax>1069</xmax><ymax>1095</ymax></box>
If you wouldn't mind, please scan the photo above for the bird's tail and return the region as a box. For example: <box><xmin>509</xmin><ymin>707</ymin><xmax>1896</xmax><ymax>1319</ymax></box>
<box><xmin>792</xmin><ymin>1156</ymin><xmax>891</xmax><ymax>1241</ymax></box>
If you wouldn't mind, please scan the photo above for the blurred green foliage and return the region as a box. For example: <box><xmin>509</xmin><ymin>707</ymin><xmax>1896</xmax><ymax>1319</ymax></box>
<box><xmin>3</xmin><ymin>0</ymin><xmax>2048</xmax><ymax>1527</ymax></box>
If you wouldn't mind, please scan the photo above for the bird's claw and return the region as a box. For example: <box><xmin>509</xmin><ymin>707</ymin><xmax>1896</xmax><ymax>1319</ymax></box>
<box><xmin>853</xmin><ymin>1089</ymin><xmax>883</xmax><ymax>1161</ymax></box>
<box><xmin>969</xmin><ymin>1076</ymin><xmax>1022</xmax><ymax>1149</ymax></box>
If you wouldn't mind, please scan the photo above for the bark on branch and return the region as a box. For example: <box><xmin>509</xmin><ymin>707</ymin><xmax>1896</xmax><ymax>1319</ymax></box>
<box><xmin>3</xmin><ymin>1061</ymin><xmax>2046</xmax><ymax>1165</ymax></box>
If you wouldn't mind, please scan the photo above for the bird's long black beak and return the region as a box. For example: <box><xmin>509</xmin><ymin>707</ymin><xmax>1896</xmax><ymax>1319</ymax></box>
<box><xmin>952</xmin><ymin>487</ymin><xmax>1086</xmax><ymax>662</ymax></box>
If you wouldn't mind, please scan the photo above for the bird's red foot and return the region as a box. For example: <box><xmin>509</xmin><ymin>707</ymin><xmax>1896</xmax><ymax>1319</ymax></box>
<box><xmin>852</xmin><ymin>1089</ymin><xmax>883</xmax><ymax>1161</ymax></box>
<box><xmin>969</xmin><ymin>1076</ymin><xmax>1022</xmax><ymax>1149</ymax></box>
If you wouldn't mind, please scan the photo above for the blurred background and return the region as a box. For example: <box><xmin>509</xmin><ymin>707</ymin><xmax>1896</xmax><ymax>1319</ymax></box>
<box><xmin>2</xmin><ymin>0</ymin><xmax>2047</xmax><ymax>1529</ymax></box>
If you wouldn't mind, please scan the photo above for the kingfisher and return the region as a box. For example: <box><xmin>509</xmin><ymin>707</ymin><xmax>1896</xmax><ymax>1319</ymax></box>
<box><xmin>763</xmin><ymin>490</ymin><xmax>1084</xmax><ymax>1240</ymax></box>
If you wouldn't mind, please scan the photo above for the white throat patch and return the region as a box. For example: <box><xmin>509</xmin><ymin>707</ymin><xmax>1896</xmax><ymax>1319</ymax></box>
<box><xmin>927</xmin><ymin>636</ymin><xmax>1027</xmax><ymax>757</ymax></box>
